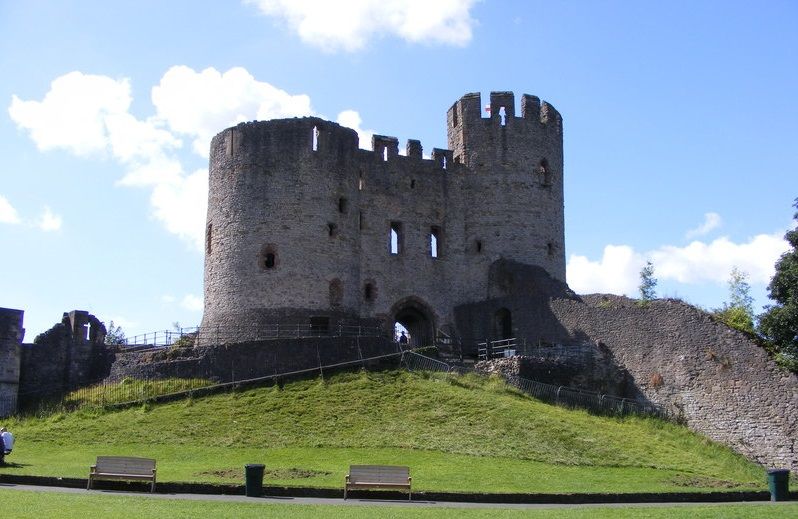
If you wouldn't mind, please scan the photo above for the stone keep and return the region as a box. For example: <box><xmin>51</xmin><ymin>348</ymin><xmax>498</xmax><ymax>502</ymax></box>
<box><xmin>200</xmin><ymin>92</ymin><xmax>564</xmax><ymax>342</ymax></box>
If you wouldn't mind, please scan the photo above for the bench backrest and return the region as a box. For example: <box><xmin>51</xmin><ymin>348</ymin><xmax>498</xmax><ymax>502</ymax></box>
<box><xmin>349</xmin><ymin>465</ymin><xmax>409</xmax><ymax>483</ymax></box>
<box><xmin>95</xmin><ymin>456</ymin><xmax>156</xmax><ymax>474</ymax></box>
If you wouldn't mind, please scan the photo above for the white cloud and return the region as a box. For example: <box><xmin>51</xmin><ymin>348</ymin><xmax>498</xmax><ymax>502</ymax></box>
<box><xmin>336</xmin><ymin>110</ymin><xmax>374</xmax><ymax>149</ymax></box>
<box><xmin>567</xmin><ymin>245</ymin><xmax>644</xmax><ymax>295</ymax></box>
<box><xmin>9</xmin><ymin>72</ymin><xmax>133</xmax><ymax>156</ymax></box>
<box><xmin>180</xmin><ymin>294</ymin><xmax>204</xmax><ymax>312</ymax></box>
<box><xmin>9</xmin><ymin>66</ymin><xmax>317</xmax><ymax>251</ymax></box>
<box><xmin>36</xmin><ymin>206</ymin><xmax>62</xmax><ymax>231</ymax></box>
<box><xmin>151</xmin><ymin>66</ymin><xmax>313</xmax><ymax>157</ymax></box>
<box><xmin>149</xmin><ymin>169</ymin><xmax>209</xmax><ymax>247</ymax></box>
<box><xmin>0</xmin><ymin>195</ymin><xmax>21</xmax><ymax>224</ymax></box>
<box><xmin>685</xmin><ymin>212</ymin><xmax>722</xmax><ymax>239</ymax></box>
<box><xmin>567</xmin><ymin>232</ymin><xmax>790</xmax><ymax>295</ymax></box>
<box><xmin>161</xmin><ymin>294</ymin><xmax>177</xmax><ymax>304</ymax></box>
<box><xmin>246</xmin><ymin>0</ymin><xmax>478</xmax><ymax>52</ymax></box>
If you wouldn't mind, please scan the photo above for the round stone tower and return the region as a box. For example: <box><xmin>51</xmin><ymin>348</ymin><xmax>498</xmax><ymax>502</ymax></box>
<box><xmin>201</xmin><ymin>117</ymin><xmax>363</xmax><ymax>334</ymax></box>
<box><xmin>447</xmin><ymin>91</ymin><xmax>565</xmax><ymax>286</ymax></box>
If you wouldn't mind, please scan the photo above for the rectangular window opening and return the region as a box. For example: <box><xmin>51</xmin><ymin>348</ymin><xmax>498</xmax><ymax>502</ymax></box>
<box><xmin>338</xmin><ymin>197</ymin><xmax>348</xmax><ymax>213</ymax></box>
<box><xmin>430</xmin><ymin>226</ymin><xmax>441</xmax><ymax>258</ymax></box>
<box><xmin>390</xmin><ymin>221</ymin><xmax>402</xmax><ymax>255</ymax></box>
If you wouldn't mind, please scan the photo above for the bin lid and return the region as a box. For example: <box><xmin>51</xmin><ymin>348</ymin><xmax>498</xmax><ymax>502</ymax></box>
<box><xmin>245</xmin><ymin>464</ymin><xmax>265</xmax><ymax>468</ymax></box>
<box><xmin>767</xmin><ymin>468</ymin><xmax>790</xmax><ymax>475</ymax></box>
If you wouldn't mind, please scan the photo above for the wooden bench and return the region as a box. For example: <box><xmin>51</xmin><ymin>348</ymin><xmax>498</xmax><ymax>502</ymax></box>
<box><xmin>87</xmin><ymin>456</ymin><xmax>157</xmax><ymax>492</ymax></box>
<box><xmin>344</xmin><ymin>465</ymin><xmax>411</xmax><ymax>500</ymax></box>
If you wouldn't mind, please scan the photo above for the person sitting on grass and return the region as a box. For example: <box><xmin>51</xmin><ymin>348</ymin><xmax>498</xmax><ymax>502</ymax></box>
<box><xmin>0</xmin><ymin>427</ymin><xmax>13</xmax><ymax>464</ymax></box>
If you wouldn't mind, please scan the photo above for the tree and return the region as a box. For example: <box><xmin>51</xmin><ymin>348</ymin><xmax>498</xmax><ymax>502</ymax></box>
<box><xmin>759</xmin><ymin>198</ymin><xmax>798</xmax><ymax>371</ymax></box>
<box><xmin>713</xmin><ymin>267</ymin><xmax>755</xmax><ymax>335</ymax></box>
<box><xmin>638</xmin><ymin>260</ymin><xmax>657</xmax><ymax>304</ymax></box>
<box><xmin>104</xmin><ymin>321</ymin><xmax>126</xmax><ymax>345</ymax></box>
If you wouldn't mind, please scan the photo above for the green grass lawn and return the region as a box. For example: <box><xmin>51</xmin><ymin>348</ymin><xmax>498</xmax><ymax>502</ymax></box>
<box><xmin>1</xmin><ymin>489</ymin><xmax>797</xmax><ymax>519</ymax></box>
<box><xmin>0</xmin><ymin>370</ymin><xmax>772</xmax><ymax>494</ymax></box>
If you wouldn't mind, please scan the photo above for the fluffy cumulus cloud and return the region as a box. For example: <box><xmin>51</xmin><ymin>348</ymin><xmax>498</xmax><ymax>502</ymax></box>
<box><xmin>246</xmin><ymin>0</ymin><xmax>478</xmax><ymax>52</ymax></box>
<box><xmin>0</xmin><ymin>195</ymin><xmax>21</xmax><ymax>224</ymax></box>
<box><xmin>567</xmin><ymin>231</ymin><xmax>790</xmax><ymax>295</ymax></box>
<box><xmin>685</xmin><ymin>212</ymin><xmax>722</xmax><ymax>239</ymax></box>
<box><xmin>151</xmin><ymin>66</ymin><xmax>313</xmax><ymax>157</ymax></box>
<box><xmin>8</xmin><ymin>66</ymin><xmax>345</xmax><ymax>250</ymax></box>
<box><xmin>36</xmin><ymin>206</ymin><xmax>63</xmax><ymax>231</ymax></box>
<box><xmin>336</xmin><ymin>109</ymin><xmax>375</xmax><ymax>149</ymax></box>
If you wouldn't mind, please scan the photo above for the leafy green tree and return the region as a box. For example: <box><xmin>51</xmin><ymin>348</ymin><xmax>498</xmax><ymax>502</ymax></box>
<box><xmin>713</xmin><ymin>267</ymin><xmax>755</xmax><ymax>335</ymax></box>
<box><xmin>638</xmin><ymin>261</ymin><xmax>657</xmax><ymax>304</ymax></box>
<box><xmin>759</xmin><ymin>198</ymin><xmax>798</xmax><ymax>371</ymax></box>
<box><xmin>104</xmin><ymin>321</ymin><xmax>126</xmax><ymax>345</ymax></box>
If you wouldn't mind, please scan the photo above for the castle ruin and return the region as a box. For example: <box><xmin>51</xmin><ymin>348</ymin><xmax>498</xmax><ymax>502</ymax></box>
<box><xmin>200</xmin><ymin>92</ymin><xmax>564</xmax><ymax>345</ymax></box>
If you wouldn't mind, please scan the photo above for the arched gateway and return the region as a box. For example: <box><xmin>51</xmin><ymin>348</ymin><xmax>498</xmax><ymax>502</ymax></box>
<box><xmin>391</xmin><ymin>298</ymin><xmax>435</xmax><ymax>348</ymax></box>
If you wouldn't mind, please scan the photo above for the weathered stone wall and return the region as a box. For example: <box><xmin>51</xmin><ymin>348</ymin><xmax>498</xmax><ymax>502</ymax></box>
<box><xmin>474</xmin><ymin>343</ymin><xmax>633</xmax><ymax>397</ymax></box>
<box><xmin>18</xmin><ymin>311</ymin><xmax>111</xmax><ymax>400</ymax></box>
<box><xmin>543</xmin><ymin>294</ymin><xmax>798</xmax><ymax>471</ymax></box>
<box><xmin>107</xmin><ymin>336</ymin><xmax>398</xmax><ymax>383</ymax></box>
<box><xmin>201</xmin><ymin>91</ymin><xmax>564</xmax><ymax>342</ymax></box>
<box><xmin>0</xmin><ymin>308</ymin><xmax>24</xmax><ymax>417</ymax></box>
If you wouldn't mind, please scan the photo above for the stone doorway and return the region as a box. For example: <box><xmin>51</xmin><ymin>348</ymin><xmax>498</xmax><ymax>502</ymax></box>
<box><xmin>391</xmin><ymin>299</ymin><xmax>435</xmax><ymax>348</ymax></box>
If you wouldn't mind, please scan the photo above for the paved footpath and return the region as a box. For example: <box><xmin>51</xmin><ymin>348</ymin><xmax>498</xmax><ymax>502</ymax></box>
<box><xmin>0</xmin><ymin>483</ymin><xmax>792</xmax><ymax>510</ymax></box>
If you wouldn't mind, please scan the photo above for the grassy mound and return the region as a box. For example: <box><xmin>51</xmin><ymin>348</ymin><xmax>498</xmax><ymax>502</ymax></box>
<box><xmin>1</xmin><ymin>370</ymin><xmax>767</xmax><ymax>493</ymax></box>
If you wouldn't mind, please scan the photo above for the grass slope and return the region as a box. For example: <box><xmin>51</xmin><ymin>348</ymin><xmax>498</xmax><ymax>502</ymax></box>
<box><xmin>1</xmin><ymin>370</ymin><xmax>768</xmax><ymax>493</ymax></box>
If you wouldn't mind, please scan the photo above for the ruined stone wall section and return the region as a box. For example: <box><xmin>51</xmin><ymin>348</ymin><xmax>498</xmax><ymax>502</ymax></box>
<box><xmin>0</xmin><ymin>308</ymin><xmax>24</xmax><ymax>417</ymax></box>
<box><xmin>202</xmin><ymin>92</ymin><xmax>565</xmax><ymax>338</ymax></box>
<box><xmin>548</xmin><ymin>295</ymin><xmax>798</xmax><ymax>471</ymax></box>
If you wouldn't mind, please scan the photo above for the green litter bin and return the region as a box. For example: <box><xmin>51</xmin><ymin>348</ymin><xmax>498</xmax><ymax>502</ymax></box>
<box><xmin>767</xmin><ymin>469</ymin><xmax>790</xmax><ymax>502</ymax></box>
<box><xmin>245</xmin><ymin>463</ymin><xmax>265</xmax><ymax>497</ymax></box>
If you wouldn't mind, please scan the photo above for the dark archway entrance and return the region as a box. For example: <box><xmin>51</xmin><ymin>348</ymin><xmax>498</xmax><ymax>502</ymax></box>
<box><xmin>391</xmin><ymin>298</ymin><xmax>435</xmax><ymax>348</ymax></box>
<box><xmin>493</xmin><ymin>308</ymin><xmax>512</xmax><ymax>340</ymax></box>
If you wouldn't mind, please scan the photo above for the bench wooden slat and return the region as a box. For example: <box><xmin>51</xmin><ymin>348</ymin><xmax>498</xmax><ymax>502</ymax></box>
<box><xmin>88</xmin><ymin>456</ymin><xmax>157</xmax><ymax>493</ymax></box>
<box><xmin>345</xmin><ymin>464</ymin><xmax>411</xmax><ymax>500</ymax></box>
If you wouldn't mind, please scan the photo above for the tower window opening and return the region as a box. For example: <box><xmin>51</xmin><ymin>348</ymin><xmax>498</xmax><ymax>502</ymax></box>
<box><xmin>499</xmin><ymin>106</ymin><xmax>507</xmax><ymax>126</ymax></box>
<box><xmin>476</xmin><ymin>240</ymin><xmax>483</xmax><ymax>253</ymax></box>
<box><xmin>442</xmin><ymin>156</ymin><xmax>447</xmax><ymax>169</ymax></box>
<box><xmin>338</xmin><ymin>197</ymin><xmax>348</xmax><ymax>213</ymax></box>
<box><xmin>389</xmin><ymin>221</ymin><xmax>402</xmax><ymax>255</ymax></box>
<box><xmin>358</xmin><ymin>171</ymin><xmax>364</xmax><ymax>191</ymax></box>
<box><xmin>264</xmin><ymin>253</ymin><xmax>275</xmax><ymax>269</ymax></box>
<box><xmin>410</xmin><ymin>179</ymin><xmax>416</xmax><ymax>189</ymax></box>
<box><xmin>364</xmin><ymin>282</ymin><xmax>376</xmax><ymax>302</ymax></box>
<box><xmin>539</xmin><ymin>159</ymin><xmax>552</xmax><ymax>186</ymax></box>
<box><xmin>430</xmin><ymin>226</ymin><xmax>441</xmax><ymax>258</ymax></box>
<box><xmin>206</xmin><ymin>223</ymin><xmax>212</xmax><ymax>255</ymax></box>
<box><xmin>329</xmin><ymin>279</ymin><xmax>343</xmax><ymax>307</ymax></box>
<box><xmin>312</xmin><ymin>126</ymin><xmax>319</xmax><ymax>151</ymax></box>
<box><xmin>359</xmin><ymin>211</ymin><xmax>364</xmax><ymax>231</ymax></box>
<box><xmin>327</xmin><ymin>222</ymin><xmax>338</xmax><ymax>238</ymax></box>
<box><xmin>547</xmin><ymin>241</ymin><xmax>555</xmax><ymax>256</ymax></box>
<box><xmin>383</xmin><ymin>147</ymin><xmax>388</xmax><ymax>162</ymax></box>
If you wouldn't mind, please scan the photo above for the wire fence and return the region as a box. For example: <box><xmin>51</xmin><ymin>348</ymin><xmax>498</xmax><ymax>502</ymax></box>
<box><xmin>120</xmin><ymin>323</ymin><xmax>384</xmax><ymax>349</ymax></box>
<box><xmin>400</xmin><ymin>350</ymin><xmax>673</xmax><ymax>420</ymax></box>
<box><xmin>10</xmin><ymin>340</ymin><xmax>672</xmax><ymax>422</ymax></box>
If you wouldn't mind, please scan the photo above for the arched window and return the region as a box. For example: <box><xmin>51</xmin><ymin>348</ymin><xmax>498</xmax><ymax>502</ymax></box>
<box><xmin>260</xmin><ymin>245</ymin><xmax>278</xmax><ymax>270</ymax></box>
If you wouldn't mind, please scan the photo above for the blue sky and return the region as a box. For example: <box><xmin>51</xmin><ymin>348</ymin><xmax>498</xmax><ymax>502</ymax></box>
<box><xmin>1</xmin><ymin>1</ymin><xmax>796</xmax><ymax>339</ymax></box>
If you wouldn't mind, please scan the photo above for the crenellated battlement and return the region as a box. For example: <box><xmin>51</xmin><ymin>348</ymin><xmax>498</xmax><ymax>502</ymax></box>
<box><xmin>212</xmin><ymin>116</ymin><xmax>457</xmax><ymax>171</ymax></box>
<box><xmin>448</xmin><ymin>91</ymin><xmax>562</xmax><ymax>132</ymax></box>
